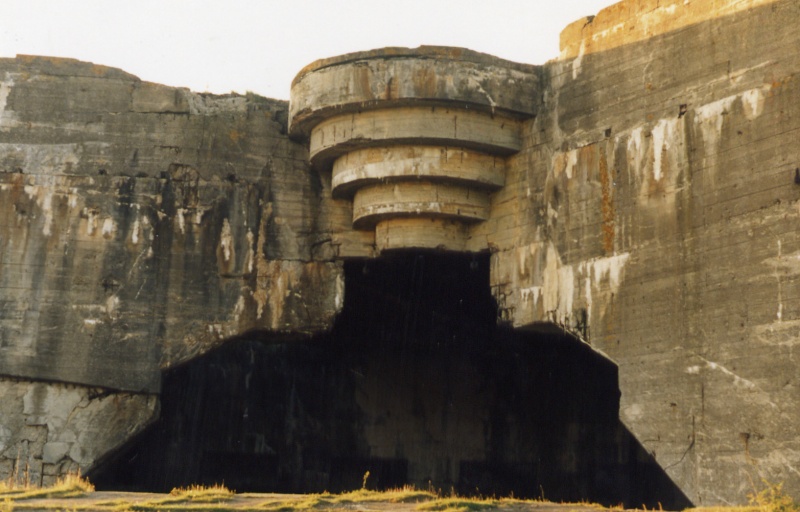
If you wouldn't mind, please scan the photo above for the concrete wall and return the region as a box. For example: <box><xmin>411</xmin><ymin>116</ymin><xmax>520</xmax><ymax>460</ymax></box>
<box><xmin>0</xmin><ymin>55</ymin><xmax>344</xmax><ymax>484</ymax></box>
<box><xmin>1</xmin><ymin>0</ymin><xmax>799</xmax><ymax>504</ymax></box>
<box><xmin>486</xmin><ymin>0</ymin><xmax>800</xmax><ymax>504</ymax></box>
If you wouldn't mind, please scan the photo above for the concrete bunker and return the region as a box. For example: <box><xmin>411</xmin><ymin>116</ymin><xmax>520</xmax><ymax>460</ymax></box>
<box><xmin>289</xmin><ymin>47</ymin><xmax>540</xmax><ymax>252</ymax></box>
<box><xmin>91</xmin><ymin>251</ymin><xmax>690</xmax><ymax>509</ymax></box>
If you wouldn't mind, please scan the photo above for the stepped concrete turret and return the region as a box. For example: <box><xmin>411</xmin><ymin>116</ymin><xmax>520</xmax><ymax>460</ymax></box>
<box><xmin>289</xmin><ymin>46</ymin><xmax>538</xmax><ymax>252</ymax></box>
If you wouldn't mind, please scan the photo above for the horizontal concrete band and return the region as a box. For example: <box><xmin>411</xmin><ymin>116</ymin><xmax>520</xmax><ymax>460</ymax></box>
<box><xmin>309</xmin><ymin>107</ymin><xmax>522</xmax><ymax>168</ymax></box>
<box><xmin>375</xmin><ymin>217</ymin><xmax>469</xmax><ymax>252</ymax></box>
<box><xmin>331</xmin><ymin>145</ymin><xmax>506</xmax><ymax>197</ymax></box>
<box><xmin>289</xmin><ymin>47</ymin><xmax>539</xmax><ymax>137</ymax></box>
<box><xmin>352</xmin><ymin>181</ymin><xmax>490</xmax><ymax>228</ymax></box>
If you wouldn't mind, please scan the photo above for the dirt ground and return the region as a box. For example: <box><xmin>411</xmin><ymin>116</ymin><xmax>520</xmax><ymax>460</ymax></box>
<box><xmin>4</xmin><ymin>490</ymin><xmax>620</xmax><ymax>512</ymax></box>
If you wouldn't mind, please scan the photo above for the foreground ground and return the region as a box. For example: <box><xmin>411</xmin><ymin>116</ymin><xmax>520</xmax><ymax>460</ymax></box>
<box><xmin>0</xmin><ymin>483</ymin><xmax>617</xmax><ymax>512</ymax></box>
<box><xmin>1</xmin><ymin>476</ymin><xmax>796</xmax><ymax>512</ymax></box>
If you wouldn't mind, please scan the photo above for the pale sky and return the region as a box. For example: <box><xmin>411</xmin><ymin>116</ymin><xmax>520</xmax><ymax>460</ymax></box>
<box><xmin>3</xmin><ymin>0</ymin><xmax>612</xmax><ymax>100</ymax></box>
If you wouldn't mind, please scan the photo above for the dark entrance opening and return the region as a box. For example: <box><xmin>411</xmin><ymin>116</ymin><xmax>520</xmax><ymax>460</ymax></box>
<box><xmin>91</xmin><ymin>251</ymin><xmax>691</xmax><ymax>508</ymax></box>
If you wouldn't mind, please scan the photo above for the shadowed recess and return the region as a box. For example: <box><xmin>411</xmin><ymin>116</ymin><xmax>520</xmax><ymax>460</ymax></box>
<box><xmin>90</xmin><ymin>252</ymin><xmax>691</xmax><ymax>509</ymax></box>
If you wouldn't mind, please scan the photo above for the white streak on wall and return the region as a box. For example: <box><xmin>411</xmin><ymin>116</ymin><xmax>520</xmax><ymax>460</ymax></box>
<box><xmin>520</xmin><ymin>286</ymin><xmax>542</xmax><ymax>309</ymax></box>
<box><xmin>0</xmin><ymin>75</ymin><xmax>13</xmax><ymax>120</ymax></box>
<box><xmin>101</xmin><ymin>218</ymin><xmax>114</xmax><ymax>239</ymax></box>
<box><xmin>565</xmin><ymin>149</ymin><xmax>578</xmax><ymax>179</ymax></box>
<box><xmin>542</xmin><ymin>243</ymin><xmax>563</xmax><ymax>315</ymax></box>
<box><xmin>22</xmin><ymin>180</ymin><xmax>56</xmax><ymax>236</ymax></box>
<box><xmin>577</xmin><ymin>253</ymin><xmax>631</xmax><ymax>330</ymax></box>
<box><xmin>233</xmin><ymin>295</ymin><xmax>246</xmax><ymax>322</ymax></box>
<box><xmin>220</xmin><ymin>218</ymin><xmax>233</xmax><ymax>262</ymax></box>
<box><xmin>702</xmin><ymin>358</ymin><xmax>757</xmax><ymax>391</ymax></box>
<box><xmin>176</xmin><ymin>208</ymin><xmax>186</xmax><ymax>234</ymax></box>
<box><xmin>694</xmin><ymin>95</ymin><xmax>736</xmax><ymax>177</ymax></box>
<box><xmin>131</xmin><ymin>219</ymin><xmax>141</xmax><ymax>245</ymax></box>
<box><xmin>558</xmin><ymin>264</ymin><xmax>575</xmax><ymax>315</ymax></box>
<box><xmin>469</xmin><ymin>76</ymin><xmax>497</xmax><ymax>114</ymax></box>
<box><xmin>741</xmin><ymin>87</ymin><xmax>766</xmax><ymax>120</ymax></box>
<box><xmin>591</xmin><ymin>253</ymin><xmax>631</xmax><ymax>292</ymax></box>
<box><xmin>626</xmin><ymin>127</ymin><xmax>646</xmax><ymax>180</ymax></box>
<box><xmin>245</xmin><ymin>230</ymin><xmax>255</xmax><ymax>274</ymax></box>
<box><xmin>41</xmin><ymin>191</ymin><xmax>53</xmax><ymax>236</ymax></box>
<box><xmin>651</xmin><ymin>118</ymin><xmax>678</xmax><ymax>181</ymax></box>
<box><xmin>584</xmin><ymin>272</ymin><xmax>593</xmax><ymax>324</ymax></box>
<box><xmin>85</xmin><ymin>209</ymin><xmax>98</xmax><ymax>236</ymax></box>
<box><xmin>695</xmin><ymin>95</ymin><xmax>736</xmax><ymax>132</ymax></box>
<box><xmin>105</xmin><ymin>296</ymin><xmax>119</xmax><ymax>320</ymax></box>
<box><xmin>334</xmin><ymin>272</ymin><xmax>345</xmax><ymax>311</ymax></box>
<box><xmin>572</xmin><ymin>41</ymin><xmax>586</xmax><ymax>80</ymax></box>
<box><xmin>777</xmin><ymin>240</ymin><xmax>783</xmax><ymax>321</ymax></box>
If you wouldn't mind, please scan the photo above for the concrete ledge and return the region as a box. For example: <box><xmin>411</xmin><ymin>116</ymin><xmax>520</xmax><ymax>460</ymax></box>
<box><xmin>309</xmin><ymin>107</ymin><xmax>521</xmax><ymax>169</ymax></box>
<box><xmin>352</xmin><ymin>181</ymin><xmax>490</xmax><ymax>228</ymax></box>
<box><xmin>375</xmin><ymin>217</ymin><xmax>469</xmax><ymax>252</ymax></box>
<box><xmin>289</xmin><ymin>46</ymin><xmax>539</xmax><ymax>138</ymax></box>
<box><xmin>331</xmin><ymin>145</ymin><xmax>505</xmax><ymax>197</ymax></box>
<box><xmin>289</xmin><ymin>46</ymin><xmax>535</xmax><ymax>253</ymax></box>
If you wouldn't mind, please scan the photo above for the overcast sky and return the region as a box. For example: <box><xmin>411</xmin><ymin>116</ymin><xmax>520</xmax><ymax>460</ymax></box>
<box><xmin>3</xmin><ymin>0</ymin><xmax>612</xmax><ymax>100</ymax></box>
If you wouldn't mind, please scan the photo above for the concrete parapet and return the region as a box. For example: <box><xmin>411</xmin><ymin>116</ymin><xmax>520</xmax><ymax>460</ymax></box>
<box><xmin>289</xmin><ymin>46</ymin><xmax>539</xmax><ymax>251</ymax></box>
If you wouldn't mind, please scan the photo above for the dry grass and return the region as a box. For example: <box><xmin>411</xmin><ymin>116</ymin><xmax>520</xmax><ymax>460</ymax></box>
<box><xmin>687</xmin><ymin>481</ymin><xmax>799</xmax><ymax>512</ymax></box>
<box><xmin>0</xmin><ymin>472</ymin><xmax>95</xmax><ymax>500</ymax></box>
<box><xmin>0</xmin><ymin>474</ymin><xmax>798</xmax><ymax>512</ymax></box>
<box><xmin>417</xmin><ymin>496</ymin><xmax>500</xmax><ymax>511</ymax></box>
<box><xmin>335</xmin><ymin>486</ymin><xmax>436</xmax><ymax>503</ymax></box>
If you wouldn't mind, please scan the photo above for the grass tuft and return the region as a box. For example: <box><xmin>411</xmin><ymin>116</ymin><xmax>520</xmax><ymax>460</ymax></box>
<box><xmin>417</xmin><ymin>496</ymin><xmax>498</xmax><ymax>511</ymax></box>
<box><xmin>0</xmin><ymin>472</ymin><xmax>94</xmax><ymax>500</ymax></box>
<box><xmin>749</xmin><ymin>481</ymin><xmax>800</xmax><ymax>512</ymax></box>
<box><xmin>168</xmin><ymin>483</ymin><xmax>235</xmax><ymax>502</ymax></box>
<box><xmin>335</xmin><ymin>486</ymin><xmax>436</xmax><ymax>503</ymax></box>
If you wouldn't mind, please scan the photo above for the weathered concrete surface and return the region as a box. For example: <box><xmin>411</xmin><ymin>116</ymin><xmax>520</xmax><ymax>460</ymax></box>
<box><xmin>290</xmin><ymin>47</ymin><xmax>538</xmax><ymax>251</ymax></box>
<box><xmin>479</xmin><ymin>0</ymin><xmax>800</xmax><ymax>505</ymax></box>
<box><xmin>289</xmin><ymin>46</ymin><xmax>539</xmax><ymax>138</ymax></box>
<box><xmin>558</xmin><ymin>0</ymin><xmax>778</xmax><ymax>61</ymax></box>
<box><xmin>2</xmin><ymin>0</ymin><xmax>800</xmax><ymax>503</ymax></box>
<box><xmin>0</xmin><ymin>378</ymin><xmax>157</xmax><ymax>487</ymax></box>
<box><xmin>288</xmin><ymin>0</ymin><xmax>800</xmax><ymax>504</ymax></box>
<box><xmin>0</xmin><ymin>55</ymin><xmax>345</xmax><ymax>482</ymax></box>
<box><xmin>331</xmin><ymin>146</ymin><xmax>506</xmax><ymax>196</ymax></box>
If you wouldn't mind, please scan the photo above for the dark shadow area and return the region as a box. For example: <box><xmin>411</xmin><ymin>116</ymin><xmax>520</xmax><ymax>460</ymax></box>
<box><xmin>90</xmin><ymin>251</ymin><xmax>691</xmax><ymax>508</ymax></box>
